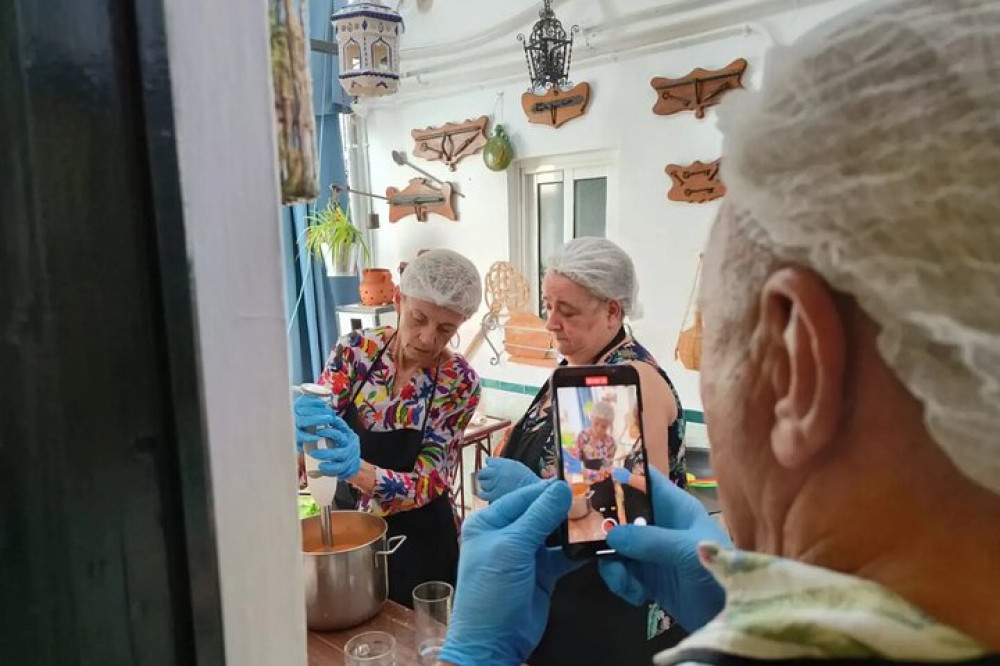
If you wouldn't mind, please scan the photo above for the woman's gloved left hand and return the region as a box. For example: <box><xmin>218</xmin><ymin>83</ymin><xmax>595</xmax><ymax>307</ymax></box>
<box><xmin>475</xmin><ymin>457</ymin><xmax>541</xmax><ymax>501</ymax></box>
<box><xmin>293</xmin><ymin>395</ymin><xmax>361</xmax><ymax>478</ymax></box>
<box><xmin>564</xmin><ymin>449</ymin><xmax>584</xmax><ymax>474</ymax></box>
<box><xmin>611</xmin><ymin>467</ymin><xmax>632</xmax><ymax>484</ymax></box>
<box><xmin>439</xmin><ymin>482</ymin><xmax>580</xmax><ymax>666</ymax></box>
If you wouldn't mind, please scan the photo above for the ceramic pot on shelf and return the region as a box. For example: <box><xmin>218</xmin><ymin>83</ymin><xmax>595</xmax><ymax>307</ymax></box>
<box><xmin>359</xmin><ymin>268</ymin><xmax>395</xmax><ymax>306</ymax></box>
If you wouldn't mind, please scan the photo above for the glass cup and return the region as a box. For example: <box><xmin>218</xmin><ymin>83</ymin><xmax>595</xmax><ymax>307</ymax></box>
<box><xmin>471</xmin><ymin>470</ymin><xmax>483</xmax><ymax>498</ymax></box>
<box><xmin>344</xmin><ymin>631</ymin><xmax>396</xmax><ymax>666</ymax></box>
<box><xmin>412</xmin><ymin>581</ymin><xmax>453</xmax><ymax>665</ymax></box>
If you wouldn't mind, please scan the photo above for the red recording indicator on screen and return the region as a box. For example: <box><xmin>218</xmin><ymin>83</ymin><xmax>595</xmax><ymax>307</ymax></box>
<box><xmin>585</xmin><ymin>376</ymin><xmax>609</xmax><ymax>386</ymax></box>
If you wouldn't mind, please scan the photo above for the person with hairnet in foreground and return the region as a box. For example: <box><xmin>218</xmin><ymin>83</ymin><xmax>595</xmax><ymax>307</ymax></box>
<box><xmin>437</xmin><ymin>1</ymin><xmax>1000</xmax><ymax>664</ymax></box>
<box><xmin>293</xmin><ymin>249</ymin><xmax>482</xmax><ymax>606</ymax></box>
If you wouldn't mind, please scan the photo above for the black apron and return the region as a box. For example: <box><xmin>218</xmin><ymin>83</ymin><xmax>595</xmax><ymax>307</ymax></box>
<box><xmin>579</xmin><ymin>452</ymin><xmax>616</xmax><ymax>521</ymax></box>
<box><xmin>333</xmin><ymin>336</ymin><xmax>459</xmax><ymax>608</ymax></box>
<box><xmin>501</xmin><ymin>328</ymin><xmax>687</xmax><ymax>665</ymax></box>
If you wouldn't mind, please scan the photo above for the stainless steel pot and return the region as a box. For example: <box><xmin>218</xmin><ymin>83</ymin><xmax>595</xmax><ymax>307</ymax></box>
<box><xmin>302</xmin><ymin>511</ymin><xmax>406</xmax><ymax>631</ymax></box>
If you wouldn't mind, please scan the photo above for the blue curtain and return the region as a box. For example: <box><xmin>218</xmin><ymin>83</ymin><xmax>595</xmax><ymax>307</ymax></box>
<box><xmin>283</xmin><ymin>0</ymin><xmax>357</xmax><ymax>385</ymax></box>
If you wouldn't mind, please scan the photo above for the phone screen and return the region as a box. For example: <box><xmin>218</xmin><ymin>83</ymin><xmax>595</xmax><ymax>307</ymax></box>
<box><xmin>553</xmin><ymin>367</ymin><xmax>654</xmax><ymax>555</ymax></box>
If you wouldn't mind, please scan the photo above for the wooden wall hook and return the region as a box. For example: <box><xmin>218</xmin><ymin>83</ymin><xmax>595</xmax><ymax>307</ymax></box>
<box><xmin>385</xmin><ymin>178</ymin><xmax>458</xmax><ymax>223</ymax></box>
<box><xmin>521</xmin><ymin>82</ymin><xmax>591</xmax><ymax>128</ymax></box>
<box><xmin>665</xmin><ymin>159</ymin><xmax>726</xmax><ymax>204</ymax></box>
<box><xmin>411</xmin><ymin>116</ymin><xmax>490</xmax><ymax>171</ymax></box>
<box><xmin>651</xmin><ymin>58</ymin><xmax>747</xmax><ymax>119</ymax></box>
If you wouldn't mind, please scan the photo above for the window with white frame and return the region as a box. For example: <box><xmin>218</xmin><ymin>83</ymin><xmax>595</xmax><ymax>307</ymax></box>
<box><xmin>512</xmin><ymin>154</ymin><xmax>618</xmax><ymax>315</ymax></box>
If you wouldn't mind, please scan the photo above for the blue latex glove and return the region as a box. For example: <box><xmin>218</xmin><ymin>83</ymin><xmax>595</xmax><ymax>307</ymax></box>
<box><xmin>611</xmin><ymin>466</ymin><xmax>631</xmax><ymax>484</ymax></box>
<box><xmin>439</xmin><ymin>482</ymin><xmax>580</xmax><ymax>666</ymax></box>
<box><xmin>564</xmin><ymin>449</ymin><xmax>583</xmax><ymax>474</ymax></box>
<box><xmin>475</xmin><ymin>457</ymin><xmax>541</xmax><ymax>502</ymax></box>
<box><xmin>293</xmin><ymin>394</ymin><xmax>361</xmax><ymax>478</ymax></box>
<box><xmin>599</xmin><ymin>467</ymin><xmax>731</xmax><ymax>632</ymax></box>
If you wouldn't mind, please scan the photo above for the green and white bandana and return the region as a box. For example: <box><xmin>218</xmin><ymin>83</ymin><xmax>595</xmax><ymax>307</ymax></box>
<box><xmin>656</xmin><ymin>543</ymin><xmax>988</xmax><ymax>664</ymax></box>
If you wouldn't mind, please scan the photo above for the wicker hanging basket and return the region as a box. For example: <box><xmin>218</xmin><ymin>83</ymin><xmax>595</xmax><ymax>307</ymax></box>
<box><xmin>676</xmin><ymin>312</ymin><xmax>703</xmax><ymax>371</ymax></box>
<box><xmin>674</xmin><ymin>255</ymin><xmax>704</xmax><ymax>372</ymax></box>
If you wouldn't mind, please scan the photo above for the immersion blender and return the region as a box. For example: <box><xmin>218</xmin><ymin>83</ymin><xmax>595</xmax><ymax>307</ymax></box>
<box><xmin>296</xmin><ymin>383</ymin><xmax>339</xmax><ymax>548</ymax></box>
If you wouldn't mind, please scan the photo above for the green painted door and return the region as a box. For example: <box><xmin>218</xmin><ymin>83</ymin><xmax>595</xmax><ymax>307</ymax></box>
<box><xmin>1</xmin><ymin>0</ymin><xmax>225</xmax><ymax>663</ymax></box>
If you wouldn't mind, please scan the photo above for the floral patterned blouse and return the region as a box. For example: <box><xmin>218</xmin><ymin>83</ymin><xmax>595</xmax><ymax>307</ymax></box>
<box><xmin>517</xmin><ymin>334</ymin><xmax>687</xmax><ymax>487</ymax></box>
<box><xmin>317</xmin><ymin>327</ymin><xmax>481</xmax><ymax>517</ymax></box>
<box><xmin>572</xmin><ymin>428</ymin><xmax>617</xmax><ymax>482</ymax></box>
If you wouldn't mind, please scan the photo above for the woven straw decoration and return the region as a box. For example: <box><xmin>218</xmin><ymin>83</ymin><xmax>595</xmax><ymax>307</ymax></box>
<box><xmin>484</xmin><ymin>261</ymin><xmax>531</xmax><ymax>315</ymax></box>
<box><xmin>675</xmin><ymin>255</ymin><xmax>704</xmax><ymax>371</ymax></box>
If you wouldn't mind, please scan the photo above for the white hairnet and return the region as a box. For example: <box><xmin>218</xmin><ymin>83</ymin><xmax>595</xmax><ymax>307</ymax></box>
<box><xmin>718</xmin><ymin>0</ymin><xmax>1000</xmax><ymax>493</ymax></box>
<box><xmin>547</xmin><ymin>237</ymin><xmax>641</xmax><ymax>319</ymax></box>
<box><xmin>591</xmin><ymin>400</ymin><xmax>615</xmax><ymax>423</ymax></box>
<box><xmin>399</xmin><ymin>249</ymin><xmax>482</xmax><ymax>319</ymax></box>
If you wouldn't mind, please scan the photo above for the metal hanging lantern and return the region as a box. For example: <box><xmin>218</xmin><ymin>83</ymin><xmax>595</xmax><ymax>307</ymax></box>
<box><xmin>331</xmin><ymin>2</ymin><xmax>404</xmax><ymax>98</ymax></box>
<box><xmin>517</xmin><ymin>0</ymin><xmax>579</xmax><ymax>93</ymax></box>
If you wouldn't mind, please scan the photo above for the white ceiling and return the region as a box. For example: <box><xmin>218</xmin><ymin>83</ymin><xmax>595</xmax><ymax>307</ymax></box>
<box><xmin>381</xmin><ymin>0</ymin><xmax>836</xmax><ymax>99</ymax></box>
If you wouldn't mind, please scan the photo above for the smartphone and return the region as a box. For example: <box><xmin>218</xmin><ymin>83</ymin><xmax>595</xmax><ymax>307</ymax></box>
<box><xmin>551</xmin><ymin>364</ymin><xmax>655</xmax><ymax>559</ymax></box>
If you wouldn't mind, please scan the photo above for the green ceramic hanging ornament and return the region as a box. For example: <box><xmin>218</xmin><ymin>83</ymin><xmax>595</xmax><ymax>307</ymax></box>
<box><xmin>483</xmin><ymin>124</ymin><xmax>514</xmax><ymax>172</ymax></box>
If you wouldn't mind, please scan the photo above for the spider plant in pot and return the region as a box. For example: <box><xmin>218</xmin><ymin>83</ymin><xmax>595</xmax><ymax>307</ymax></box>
<box><xmin>304</xmin><ymin>198</ymin><xmax>371</xmax><ymax>277</ymax></box>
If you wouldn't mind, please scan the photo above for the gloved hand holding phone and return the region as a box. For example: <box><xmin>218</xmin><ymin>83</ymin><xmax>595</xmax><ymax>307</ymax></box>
<box><xmin>599</xmin><ymin>467</ymin><xmax>730</xmax><ymax>632</ymax></box>
<box><xmin>439</xmin><ymin>482</ymin><xmax>580</xmax><ymax>666</ymax></box>
<box><xmin>474</xmin><ymin>456</ymin><xmax>541</xmax><ymax>502</ymax></box>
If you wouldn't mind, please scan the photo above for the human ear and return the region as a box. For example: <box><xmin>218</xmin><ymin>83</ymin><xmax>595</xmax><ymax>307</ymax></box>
<box><xmin>758</xmin><ymin>268</ymin><xmax>846</xmax><ymax>468</ymax></box>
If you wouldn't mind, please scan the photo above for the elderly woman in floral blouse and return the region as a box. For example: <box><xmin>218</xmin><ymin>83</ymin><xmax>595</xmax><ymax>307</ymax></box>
<box><xmin>294</xmin><ymin>249</ymin><xmax>482</xmax><ymax>607</ymax></box>
<box><xmin>569</xmin><ymin>400</ymin><xmax>617</xmax><ymax>481</ymax></box>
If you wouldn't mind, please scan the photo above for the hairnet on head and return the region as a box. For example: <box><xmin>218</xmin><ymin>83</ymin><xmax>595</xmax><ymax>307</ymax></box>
<box><xmin>591</xmin><ymin>400</ymin><xmax>615</xmax><ymax>424</ymax></box>
<box><xmin>399</xmin><ymin>249</ymin><xmax>482</xmax><ymax>319</ymax></box>
<box><xmin>717</xmin><ymin>0</ymin><xmax>1000</xmax><ymax>493</ymax></box>
<box><xmin>547</xmin><ymin>237</ymin><xmax>641</xmax><ymax>319</ymax></box>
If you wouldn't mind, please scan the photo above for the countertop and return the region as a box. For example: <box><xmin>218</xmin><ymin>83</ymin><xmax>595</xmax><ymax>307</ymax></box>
<box><xmin>308</xmin><ymin>601</ymin><xmax>418</xmax><ymax>666</ymax></box>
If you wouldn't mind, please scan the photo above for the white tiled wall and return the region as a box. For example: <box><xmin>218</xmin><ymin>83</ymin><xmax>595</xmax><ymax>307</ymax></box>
<box><xmin>478</xmin><ymin>387</ymin><xmax>535</xmax><ymax>423</ymax></box>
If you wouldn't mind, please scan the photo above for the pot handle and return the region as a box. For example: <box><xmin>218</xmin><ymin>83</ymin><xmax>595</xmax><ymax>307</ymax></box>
<box><xmin>376</xmin><ymin>534</ymin><xmax>406</xmax><ymax>557</ymax></box>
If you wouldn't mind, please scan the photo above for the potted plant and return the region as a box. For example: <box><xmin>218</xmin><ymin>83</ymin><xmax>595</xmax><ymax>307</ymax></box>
<box><xmin>304</xmin><ymin>198</ymin><xmax>371</xmax><ymax>276</ymax></box>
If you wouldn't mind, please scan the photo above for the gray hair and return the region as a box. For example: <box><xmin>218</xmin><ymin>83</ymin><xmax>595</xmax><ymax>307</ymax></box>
<box><xmin>591</xmin><ymin>400</ymin><xmax>616</xmax><ymax>424</ymax></box>
<box><xmin>717</xmin><ymin>0</ymin><xmax>1000</xmax><ymax>494</ymax></box>
<box><xmin>547</xmin><ymin>237</ymin><xmax>641</xmax><ymax>319</ymax></box>
<box><xmin>399</xmin><ymin>249</ymin><xmax>482</xmax><ymax>319</ymax></box>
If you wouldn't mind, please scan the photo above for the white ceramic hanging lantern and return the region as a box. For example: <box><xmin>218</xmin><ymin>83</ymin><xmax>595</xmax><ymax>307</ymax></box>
<box><xmin>331</xmin><ymin>2</ymin><xmax>404</xmax><ymax>98</ymax></box>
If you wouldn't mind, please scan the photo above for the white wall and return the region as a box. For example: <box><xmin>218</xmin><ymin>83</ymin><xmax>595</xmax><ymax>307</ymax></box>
<box><xmin>360</xmin><ymin>0</ymin><xmax>863</xmax><ymax>418</ymax></box>
<box><xmin>165</xmin><ymin>0</ymin><xmax>306</xmax><ymax>663</ymax></box>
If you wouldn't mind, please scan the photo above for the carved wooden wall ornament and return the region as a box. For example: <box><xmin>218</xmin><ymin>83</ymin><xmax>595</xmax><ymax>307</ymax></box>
<box><xmin>385</xmin><ymin>178</ymin><xmax>458</xmax><ymax>223</ymax></box>
<box><xmin>666</xmin><ymin>159</ymin><xmax>726</xmax><ymax>204</ymax></box>
<box><xmin>521</xmin><ymin>82</ymin><xmax>591</xmax><ymax>128</ymax></box>
<box><xmin>411</xmin><ymin>116</ymin><xmax>490</xmax><ymax>171</ymax></box>
<box><xmin>651</xmin><ymin>58</ymin><xmax>747</xmax><ymax>119</ymax></box>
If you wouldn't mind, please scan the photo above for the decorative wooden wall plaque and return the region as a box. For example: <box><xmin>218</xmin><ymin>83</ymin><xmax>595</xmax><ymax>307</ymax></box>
<box><xmin>651</xmin><ymin>58</ymin><xmax>747</xmax><ymax>119</ymax></box>
<box><xmin>386</xmin><ymin>178</ymin><xmax>458</xmax><ymax>223</ymax></box>
<box><xmin>666</xmin><ymin>159</ymin><xmax>726</xmax><ymax>204</ymax></box>
<box><xmin>411</xmin><ymin>116</ymin><xmax>490</xmax><ymax>171</ymax></box>
<box><xmin>521</xmin><ymin>82</ymin><xmax>591</xmax><ymax>128</ymax></box>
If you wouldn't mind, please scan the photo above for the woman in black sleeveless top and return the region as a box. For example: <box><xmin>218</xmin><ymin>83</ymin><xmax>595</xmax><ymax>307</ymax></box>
<box><xmin>497</xmin><ymin>238</ymin><xmax>688</xmax><ymax>665</ymax></box>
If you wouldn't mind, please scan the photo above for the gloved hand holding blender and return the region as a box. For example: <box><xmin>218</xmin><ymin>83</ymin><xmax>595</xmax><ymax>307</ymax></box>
<box><xmin>293</xmin><ymin>394</ymin><xmax>361</xmax><ymax>478</ymax></box>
